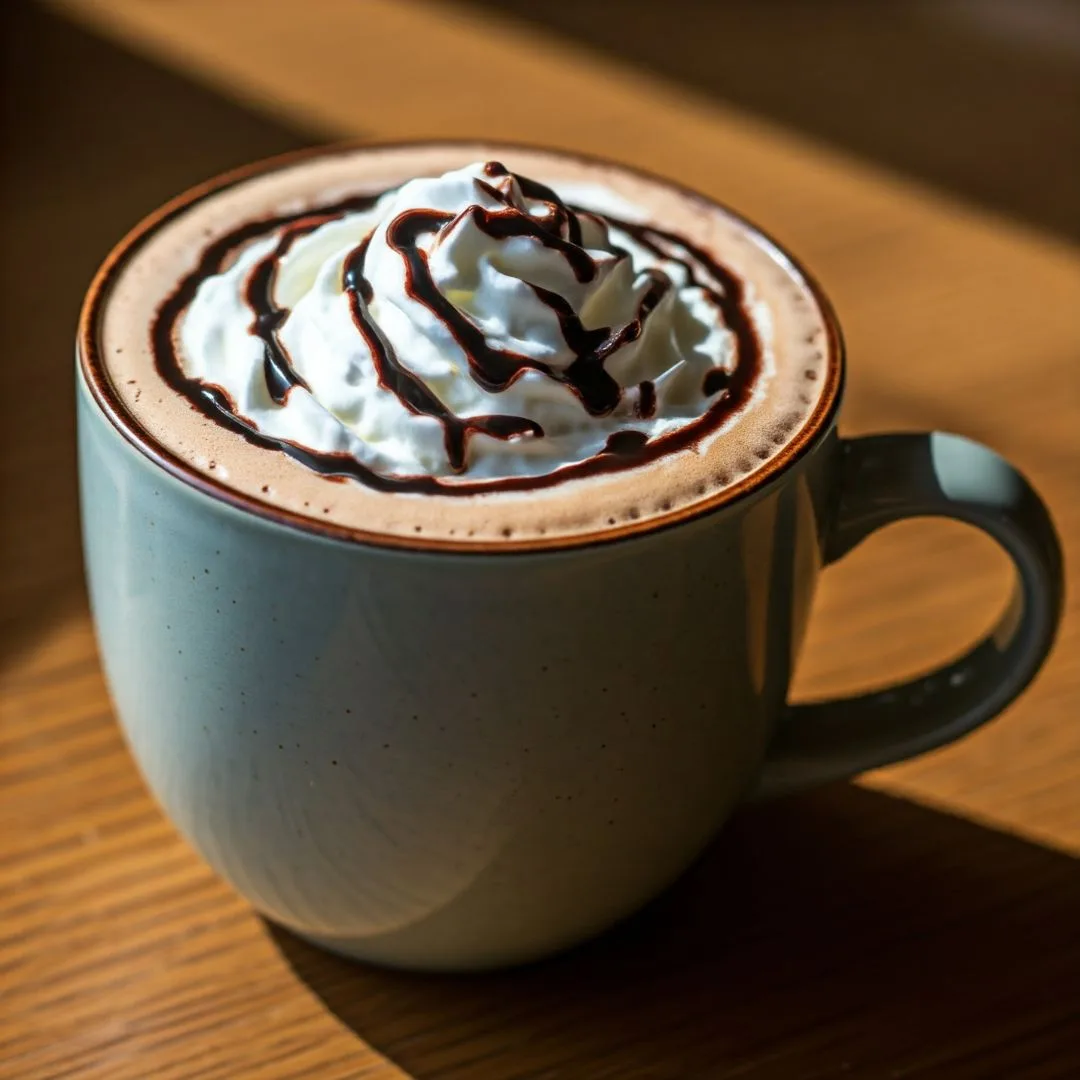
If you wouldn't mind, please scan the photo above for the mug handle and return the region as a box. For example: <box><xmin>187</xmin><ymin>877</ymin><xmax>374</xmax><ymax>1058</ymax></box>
<box><xmin>754</xmin><ymin>432</ymin><xmax>1064</xmax><ymax>800</ymax></box>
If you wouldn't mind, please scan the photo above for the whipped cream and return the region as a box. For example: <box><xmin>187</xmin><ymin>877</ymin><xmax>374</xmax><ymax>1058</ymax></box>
<box><xmin>179</xmin><ymin>161</ymin><xmax>758</xmax><ymax>483</ymax></box>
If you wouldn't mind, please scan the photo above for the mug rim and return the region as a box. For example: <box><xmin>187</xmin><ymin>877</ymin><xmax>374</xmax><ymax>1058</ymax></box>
<box><xmin>78</xmin><ymin>138</ymin><xmax>845</xmax><ymax>555</ymax></box>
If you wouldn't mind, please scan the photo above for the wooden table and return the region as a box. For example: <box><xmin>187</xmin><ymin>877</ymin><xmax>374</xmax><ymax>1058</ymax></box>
<box><xmin>4</xmin><ymin>2</ymin><xmax>1078</xmax><ymax>1076</ymax></box>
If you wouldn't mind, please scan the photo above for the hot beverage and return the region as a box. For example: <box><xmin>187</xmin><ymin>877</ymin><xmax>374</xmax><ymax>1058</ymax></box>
<box><xmin>89</xmin><ymin>143</ymin><xmax>832</xmax><ymax>546</ymax></box>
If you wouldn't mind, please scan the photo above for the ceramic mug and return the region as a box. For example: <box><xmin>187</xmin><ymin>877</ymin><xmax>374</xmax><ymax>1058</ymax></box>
<box><xmin>77</xmin><ymin>148</ymin><xmax>1063</xmax><ymax>973</ymax></box>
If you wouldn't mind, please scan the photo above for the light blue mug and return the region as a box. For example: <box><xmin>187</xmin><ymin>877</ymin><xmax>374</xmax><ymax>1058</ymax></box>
<box><xmin>78</xmin><ymin>145</ymin><xmax>1063</xmax><ymax>972</ymax></box>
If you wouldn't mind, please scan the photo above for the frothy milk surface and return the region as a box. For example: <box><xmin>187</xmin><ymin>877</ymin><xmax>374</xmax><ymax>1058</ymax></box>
<box><xmin>91</xmin><ymin>144</ymin><xmax>836</xmax><ymax>547</ymax></box>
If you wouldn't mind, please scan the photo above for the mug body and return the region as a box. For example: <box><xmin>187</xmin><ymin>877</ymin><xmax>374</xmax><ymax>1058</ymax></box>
<box><xmin>78</xmin><ymin>366</ymin><xmax>837</xmax><ymax>971</ymax></box>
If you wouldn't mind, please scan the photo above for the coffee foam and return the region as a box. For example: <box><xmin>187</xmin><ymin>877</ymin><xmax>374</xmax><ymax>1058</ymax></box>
<box><xmin>90</xmin><ymin>143</ymin><xmax>837</xmax><ymax>548</ymax></box>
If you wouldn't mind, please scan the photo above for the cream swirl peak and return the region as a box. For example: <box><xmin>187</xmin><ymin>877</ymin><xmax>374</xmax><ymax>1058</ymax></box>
<box><xmin>170</xmin><ymin>160</ymin><xmax>761</xmax><ymax>490</ymax></box>
<box><xmin>90</xmin><ymin>143</ymin><xmax>834</xmax><ymax>546</ymax></box>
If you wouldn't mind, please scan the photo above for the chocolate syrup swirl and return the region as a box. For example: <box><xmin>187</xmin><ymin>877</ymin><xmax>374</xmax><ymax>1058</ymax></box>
<box><xmin>483</xmin><ymin>161</ymin><xmax>583</xmax><ymax>246</ymax></box>
<box><xmin>150</xmin><ymin>172</ymin><xmax>763</xmax><ymax>496</ymax></box>
<box><xmin>383</xmin><ymin>208</ymin><xmax>668</xmax><ymax>420</ymax></box>
<box><xmin>342</xmin><ymin>235</ymin><xmax>542</xmax><ymax>472</ymax></box>
<box><xmin>245</xmin><ymin>214</ymin><xmax>336</xmax><ymax>404</ymax></box>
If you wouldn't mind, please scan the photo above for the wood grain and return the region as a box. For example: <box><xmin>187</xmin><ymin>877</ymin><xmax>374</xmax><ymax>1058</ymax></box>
<box><xmin>4</xmin><ymin>1</ymin><xmax>1080</xmax><ymax>1076</ymax></box>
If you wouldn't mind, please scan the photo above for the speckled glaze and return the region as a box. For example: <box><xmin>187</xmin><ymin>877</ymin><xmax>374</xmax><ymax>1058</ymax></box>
<box><xmin>78</xmin><ymin>345</ymin><xmax>1062</xmax><ymax>974</ymax></box>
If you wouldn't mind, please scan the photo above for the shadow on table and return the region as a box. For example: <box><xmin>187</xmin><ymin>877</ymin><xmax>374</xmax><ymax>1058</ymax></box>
<box><xmin>270</xmin><ymin>784</ymin><xmax>1080</xmax><ymax>1080</ymax></box>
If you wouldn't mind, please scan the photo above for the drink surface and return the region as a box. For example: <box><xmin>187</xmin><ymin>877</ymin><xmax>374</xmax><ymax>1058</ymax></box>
<box><xmin>87</xmin><ymin>143</ymin><xmax>837</xmax><ymax>548</ymax></box>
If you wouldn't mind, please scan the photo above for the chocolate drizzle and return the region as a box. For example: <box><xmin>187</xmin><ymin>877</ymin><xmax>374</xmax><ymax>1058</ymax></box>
<box><xmin>342</xmin><ymin>234</ymin><xmax>542</xmax><ymax>472</ymax></box>
<box><xmin>604</xmin><ymin>430</ymin><xmax>650</xmax><ymax>456</ymax></box>
<box><xmin>483</xmin><ymin>160</ymin><xmax>583</xmax><ymax>247</ymax></box>
<box><xmin>245</xmin><ymin>214</ymin><xmax>335</xmax><ymax>404</ymax></box>
<box><xmin>383</xmin><ymin>207</ymin><xmax>667</xmax><ymax>419</ymax></box>
<box><xmin>150</xmin><ymin>167</ymin><xmax>764</xmax><ymax>496</ymax></box>
<box><xmin>702</xmin><ymin>368</ymin><xmax>731</xmax><ymax>397</ymax></box>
